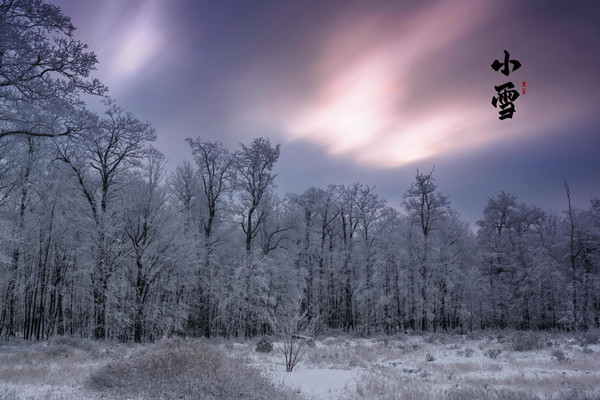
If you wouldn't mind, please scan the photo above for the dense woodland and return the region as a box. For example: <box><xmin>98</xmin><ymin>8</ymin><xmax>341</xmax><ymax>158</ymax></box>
<box><xmin>0</xmin><ymin>0</ymin><xmax>599</xmax><ymax>343</ymax></box>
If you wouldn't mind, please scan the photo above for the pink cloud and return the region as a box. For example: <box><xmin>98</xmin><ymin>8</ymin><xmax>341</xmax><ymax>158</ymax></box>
<box><xmin>230</xmin><ymin>1</ymin><xmax>595</xmax><ymax>169</ymax></box>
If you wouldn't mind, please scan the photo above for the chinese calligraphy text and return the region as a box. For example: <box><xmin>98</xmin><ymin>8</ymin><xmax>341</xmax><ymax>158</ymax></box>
<box><xmin>491</xmin><ymin>50</ymin><xmax>521</xmax><ymax>120</ymax></box>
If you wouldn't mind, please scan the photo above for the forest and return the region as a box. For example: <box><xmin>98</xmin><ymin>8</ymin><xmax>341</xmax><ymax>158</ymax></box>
<box><xmin>1</xmin><ymin>0</ymin><xmax>599</xmax><ymax>344</ymax></box>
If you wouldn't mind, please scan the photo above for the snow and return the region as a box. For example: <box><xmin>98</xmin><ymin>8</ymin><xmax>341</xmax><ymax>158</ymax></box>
<box><xmin>236</xmin><ymin>336</ymin><xmax>600</xmax><ymax>399</ymax></box>
<box><xmin>271</xmin><ymin>366</ymin><xmax>361</xmax><ymax>400</ymax></box>
<box><xmin>2</xmin><ymin>336</ymin><xmax>600</xmax><ymax>399</ymax></box>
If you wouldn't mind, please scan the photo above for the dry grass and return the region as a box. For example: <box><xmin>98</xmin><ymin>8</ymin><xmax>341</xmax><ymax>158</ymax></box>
<box><xmin>347</xmin><ymin>369</ymin><xmax>600</xmax><ymax>400</ymax></box>
<box><xmin>0</xmin><ymin>390</ymin><xmax>19</xmax><ymax>400</ymax></box>
<box><xmin>0</xmin><ymin>338</ymin><xmax>114</xmax><ymax>387</ymax></box>
<box><xmin>297</xmin><ymin>331</ymin><xmax>600</xmax><ymax>400</ymax></box>
<box><xmin>87</xmin><ymin>338</ymin><xmax>304</xmax><ymax>400</ymax></box>
<box><xmin>0</xmin><ymin>337</ymin><xmax>305</xmax><ymax>400</ymax></box>
<box><xmin>2</xmin><ymin>332</ymin><xmax>600</xmax><ymax>399</ymax></box>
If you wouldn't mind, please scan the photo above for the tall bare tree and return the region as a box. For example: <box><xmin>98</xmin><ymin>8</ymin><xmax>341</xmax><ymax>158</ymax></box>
<box><xmin>123</xmin><ymin>150</ymin><xmax>176</xmax><ymax>342</ymax></box>
<box><xmin>184</xmin><ymin>138</ymin><xmax>235</xmax><ymax>337</ymax></box>
<box><xmin>403</xmin><ymin>169</ymin><xmax>449</xmax><ymax>331</ymax></box>
<box><xmin>235</xmin><ymin>137</ymin><xmax>280</xmax><ymax>254</ymax></box>
<box><xmin>55</xmin><ymin>101</ymin><xmax>155</xmax><ymax>339</ymax></box>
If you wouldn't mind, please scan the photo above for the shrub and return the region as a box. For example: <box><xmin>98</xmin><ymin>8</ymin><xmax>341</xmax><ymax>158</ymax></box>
<box><xmin>511</xmin><ymin>332</ymin><xmax>544</xmax><ymax>351</ymax></box>
<box><xmin>88</xmin><ymin>339</ymin><xmax>301</xmax><ymax>400</ymax></box>
<box><xmin>581</xmin><ymin>330</ymin><xmax>600</xmax><ymax>345</ymax></box>
<box><xmin>552</xmin><ymin>349</ymin><xmax>568</xmax><ymax>362</ymax></box>
<box><xmin>426</xmin><ymin>353</ymin><xmax>435</xmax><ymax>362</ymax></box>
<box><xmin>583</xmin><ymin>347</ymin><xmax>594</xmax><ymax>354</ymax></box>
<box><xmin>464</xmin><ymin>348</ymin><xmax>474</xmax><ymax>358</ymax></box>
<box><xmin>485</xmin><ymin>348</ymin><xmax>502</xmax><ymax>359</ymax></box>
<box><xmin>425</xmin><ymin>334</ymin><xmax>440</xmax><ymax>343</ymax></box>
<box><xmin>255</xmin><ymin>336</ymin><xmax>273</xmax><ymax>353</ymax></box>
<box><xmin>466</xmin><ymin>331</ymin><xmax>481</xmax><ymax>341</ymax></box>
<box><xmin>48</xmin><ymin>335</ymin><xmax>100</xmax><ymax>353</ymax></box>
<box><xmin>276</xmin><ymin>311</ymin><xmax>317</xmax><ymax>372</ymax></box>
<box><xmin>42</xmin><ymin>344</ymin><xmax>72</xmax><ymax>357</ymax></box>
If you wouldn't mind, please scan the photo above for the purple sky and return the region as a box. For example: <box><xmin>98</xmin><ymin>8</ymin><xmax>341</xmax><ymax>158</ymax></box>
<box><xmin>52</xmin><ymin>0</ymin><xmax>600</xmax><ymax>224</ymax></box>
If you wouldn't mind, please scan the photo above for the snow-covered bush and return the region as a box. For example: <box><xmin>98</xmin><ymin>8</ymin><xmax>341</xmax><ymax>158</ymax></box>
<box><xmin>485</xmin><ymin>348</ymin><xmax>502</xmax><ymax>359</ymax></box>
<box><xmin>48</xmin><ymin>336</ymin><xmax>100</xmax><ymax>354</ymax></box>
<box><xmin>511</xmin><ymin>332</ymin><xmax>544</xmax><ymax>351</ymax></box>
<box><xmin>552</xmin><ymin>349</ymin><xmax>568</xmax><ymax>362</ymax></box>
<box><xmin>581</xmin><ymin>330</ymin><xmax>600</xmax><ymax>345</ymax></box>
<box><xmin>276</xmin><ymin>310</ymin><xmax>317</xmax><ymax>372</ymax></box>
<box><xmin>256</xmin><ymin>336</ymin><xmax>273</xmax><ymax>353</ymax></box>
<box><xmin>42</xmin><ymin>344</ymin><xmax>71</xmax><ymax>358</ymax></box>
<box><xmin>87</xmin><ymin>339</ymin><xmax>301</xmax><ymax>399</ymax></box>
<box><xmin>426</xmin><ymin>353</ymin><xmax>435</xmax><ymax>362</ymax></box>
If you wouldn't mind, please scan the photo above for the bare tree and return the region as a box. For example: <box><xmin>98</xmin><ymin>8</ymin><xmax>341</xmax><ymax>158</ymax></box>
<box><xmin>340</xmin><ymin>183</ymin><xmax>361</xmax><ymax>330</ymax></box>
<box><xmin>235</xmin><ymin>137</ymin><xmax>280</xmax><ymax>254</ymax></box>
<box><xmin>403</xmin><ymin>169</ymin><xmax>449</xmax><ymax>331</ymax></box>
<box><xmin>276</xmin><ymin>309</ymin><xmax>317</xmax><ymax>372</ymax></box>
<box><xmin>183</xmin><ymin>138</ymin><xmax>235</xmax><ymax>337</ymax></box>
<box><xmin>170</xmin><ymin>160</ymin><xmax>199</xmax><ymax>236</ymax></box>
<box><xmin>355</xmin><ymin>185</ymin><xmax>386</xmax><ymax>335</ymax></box>
<box><xmin>564</xmin><ymin>179</ymin><xmax>580</xmax><ymax>329</ymax></box>
<box><xmin>123</xmin><ymin>149</ymin><xmax>176</xmax><ymax>342</ymax></box>
<box><xmin>0</xmin><ymin>0</ymin><xmax>105</xmax><ymax>140</ymax></box>
<box><xmin>476</xmin><ymin>191</ymin><xmax>518</xmax><ymax>328</ymax></box>
<box><xmin>185</xmin><ymin>139</ymin><xmax>235</xmax><ymax>259</ymax></box>
<box><xmin>55</xmin><ymin>100</ymin><xmax>155</xmax><ymax>339</ymax></box>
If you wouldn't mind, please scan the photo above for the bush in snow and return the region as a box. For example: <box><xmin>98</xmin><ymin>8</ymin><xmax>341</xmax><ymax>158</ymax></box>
<box><xmin>580</xmin><ymin>330</ymin><xmax>600</xmax><ymax>346</ymax></box>
<box><xmin>87</xmin><ymin>339</ymin><xmax>301</xmax><ymax>399</ymax></box>
<box><xmin>42</xmin><ymin>344</ymin><xmax>71</xmax><ymax>358</ymax></box>
<box><xmin>485</xmin><ymin>348</ymin><xmax>502</xmax><ymax>359</ymax></box>
<box><xmin>511</xmin><ymin>332</ymin><xmax>544</xmax><ymax>351</ymax></box>
<box><xmin>276</xmin><ymin>310</ymin><xmax>317</xmax><ymax>372</ymax></box>
<box><xmin>426</xmin><ymin>353</ymin><xmax>435</xmax><ymax>362</ymax></box>
<box><xmin>256</xmin><ymin>336</ymin><xmax>273</xmax><ymax>353</ymax></box>
<box><xmin>552</xmin><ymin>349</ymin><xmax>568</xmax><ymax>362</ymax></box>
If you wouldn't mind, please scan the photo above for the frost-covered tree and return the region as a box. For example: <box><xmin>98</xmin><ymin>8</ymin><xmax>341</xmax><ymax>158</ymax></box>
<box><xmin>55</xmin><ymin>101</ymin><xmax>155</xmax><ymax>339</ymax></box>
<box><xmin>355</xmin><ymin>185</ymin><xmax>386</xmax><ymax>335</ymax></box>
<box><xmin>122</xmin><ymin>150</ymin><xmax>178</xmax><ymax>342</ymax></box>
<box><xmin>0</xmin><ymin>0</ymin><xmax>105</xmax><ymax>140</ymax></box>
<box><xmin>183</xmin><ymin>139</ymin><xmax>235</xmax><ymax>336</ymax></box>
<box><xmin>403</xmin><ymin>169</ymin><xmax>449</xmax><ymax>331</ymax></box>
<box><xmin>235</xmin><ymin>137</ymin><xmax>280</xmax><ymax>254</ymax></box>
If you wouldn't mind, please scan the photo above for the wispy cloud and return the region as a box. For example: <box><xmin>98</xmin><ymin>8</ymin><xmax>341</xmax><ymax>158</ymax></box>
<box><xmin>231</xmin><ymin>0</ymin><xmax>593</xmax><ymax>169</ymax></box>
<box><xmin>285</xmin><ymin>0</ymin><xmax>491</xmax><ymax>168</ymax></box>
<box><xmin>107</xmin><ymin>1</ymin><xmax>167</xmax><ymax>82</ymax></box>
<box><xmin>65</xmin><ymin>0</ymin><xmax>169</xmax><ymax>87</ymax></box>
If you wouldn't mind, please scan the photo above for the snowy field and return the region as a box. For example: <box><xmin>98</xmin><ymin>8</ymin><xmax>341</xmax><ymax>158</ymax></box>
<box><xmin>1</xmin><ymin>332</ymin><xmax>600</xmax><ymax>399</ymax></box>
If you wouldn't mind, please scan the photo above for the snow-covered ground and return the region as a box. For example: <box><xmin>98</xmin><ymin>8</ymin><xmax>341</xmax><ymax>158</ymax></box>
<box><xmin>1</xmin><ymin>333</ymin><xmax>600</xmax><ymax>399</ymax></box>
<box><xmin>223</xmin><ymin>332</ymin><xmax>600</xmax><ymax>400</ymax></box>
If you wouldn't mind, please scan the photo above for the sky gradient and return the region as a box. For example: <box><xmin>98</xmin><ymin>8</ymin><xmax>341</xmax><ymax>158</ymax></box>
<box><xmin>52</xmin><ymin>0</ymin><xmax>600</xmax><ymax>224</ymax></box>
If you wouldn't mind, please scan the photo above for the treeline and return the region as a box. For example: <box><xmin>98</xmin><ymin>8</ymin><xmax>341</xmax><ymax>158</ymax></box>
<box><xmin>0</xmin><ymin>0</ymin><xmax>598</xmax><ymax>342</ymax></box>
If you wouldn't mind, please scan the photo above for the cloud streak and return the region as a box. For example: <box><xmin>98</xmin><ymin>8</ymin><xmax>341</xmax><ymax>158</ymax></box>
<box><xmin>282</xmin><ymin>1</ymin><xmax>492</xmax><ymax>168</ymax></box>
<box><xmin>227</xmin><ymin>0</ymin><xmax>595</xmax><ymax>170</ymax></box>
